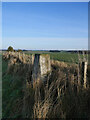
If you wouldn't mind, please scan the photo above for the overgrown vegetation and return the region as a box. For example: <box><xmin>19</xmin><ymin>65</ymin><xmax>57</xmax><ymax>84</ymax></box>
<box><xmin>33</xmin><ymin>60</ymin><xmax>90</xmax><ymax>118</ymax></box>
<box><xmin>2</xmin><ymin>53</ymin><xmax>34</xmax><ymax>118</ymax></box>
<box><xmin>2</xmin><ymin>60</ymin><xmax>23</xmax><ymax>118</ymax></box>
<box><xmin>2</xmin><ymin>51</ymin><xmax>90</xmax><ymax>119</ymax></box>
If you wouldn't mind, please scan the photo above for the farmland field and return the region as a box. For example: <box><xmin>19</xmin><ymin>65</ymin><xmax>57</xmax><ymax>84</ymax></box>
<box><xmin>24</xmin><ymin>51</ymin><xmax>87</xmax><ymax>64</ymax></box>
<box><xmin>2</xmin><ymin>50</ymin><xmax>88</xmax><ymax>64</ymax></box>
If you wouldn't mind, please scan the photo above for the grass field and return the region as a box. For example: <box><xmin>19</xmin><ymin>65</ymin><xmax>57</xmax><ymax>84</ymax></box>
<box><xmin>1</xmin><ymin>50</ymin><xmax>88</xmax><ymax>64</ymax></box>
<box><xmin>24</xmin><ymin>51</ymin><xmax>87</xmax><ymax>64</ymax></box>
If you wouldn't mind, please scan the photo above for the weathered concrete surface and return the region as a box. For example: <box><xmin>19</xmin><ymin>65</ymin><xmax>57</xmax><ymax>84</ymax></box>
<box><xmin>40</xmin><ymin>54</ymin><xmax>51</xmax><ymax>76</ymax></box>
<box><xmin>32</xmin><ymin>54</ymin><xmax>51</xmax><ymax>83</ymax></box>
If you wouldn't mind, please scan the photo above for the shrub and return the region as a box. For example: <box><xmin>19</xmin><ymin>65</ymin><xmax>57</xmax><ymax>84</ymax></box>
<box><xmin>7</xmin><ymin>46</ymin><xmax>14</xmax><ymax>52</ymax></box>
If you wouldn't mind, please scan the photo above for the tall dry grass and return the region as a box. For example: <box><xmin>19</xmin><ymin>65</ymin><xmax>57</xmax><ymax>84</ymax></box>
<box><xmin>2</xmin><ymin>51</ymin><xmax>90</xmax><ymax>119</ymax></box>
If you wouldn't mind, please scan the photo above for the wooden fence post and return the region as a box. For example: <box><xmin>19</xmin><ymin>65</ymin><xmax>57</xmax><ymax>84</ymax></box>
<box><xmin>81</xmin><ymin>61</ymin><xmax>88</xmax><ymax>88</ymax></box>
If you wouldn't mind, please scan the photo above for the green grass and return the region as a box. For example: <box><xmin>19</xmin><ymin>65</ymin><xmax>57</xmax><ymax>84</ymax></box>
<box><xmin>24</xmin><ymin>51</ymin><xmax>86</xmax><ymax>64</ymax></box>
<box><xmin>2</xmin><ymin>59</ymin><xmax>24</xmax><ymax>118</ymax></box>
<box><xmin>2</xmin><ymin>50</ymin><xmax>88</xmax><ymax>64</ymax></box>
<box><xmin>50</xmin><ymin>52</ymin><xmax>80</xmax><ymax>64</ymax></box>
<box><xmin>2</xmin><ymin>58</ymin><xmax>34</xmax><ymax>118</ymax></box>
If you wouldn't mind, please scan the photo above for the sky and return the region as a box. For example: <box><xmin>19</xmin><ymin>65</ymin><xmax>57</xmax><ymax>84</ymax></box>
<box><xmin>2</xmin><ymin>2</ymin><xmax>88</xmax><ymax>50</ymax></box>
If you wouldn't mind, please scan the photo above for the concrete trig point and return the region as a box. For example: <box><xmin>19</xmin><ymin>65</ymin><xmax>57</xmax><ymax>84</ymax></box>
<box><xmin>32</xmin><ymin>54</ymin><xmax>51</xmax><ymax>83</ymax></box>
